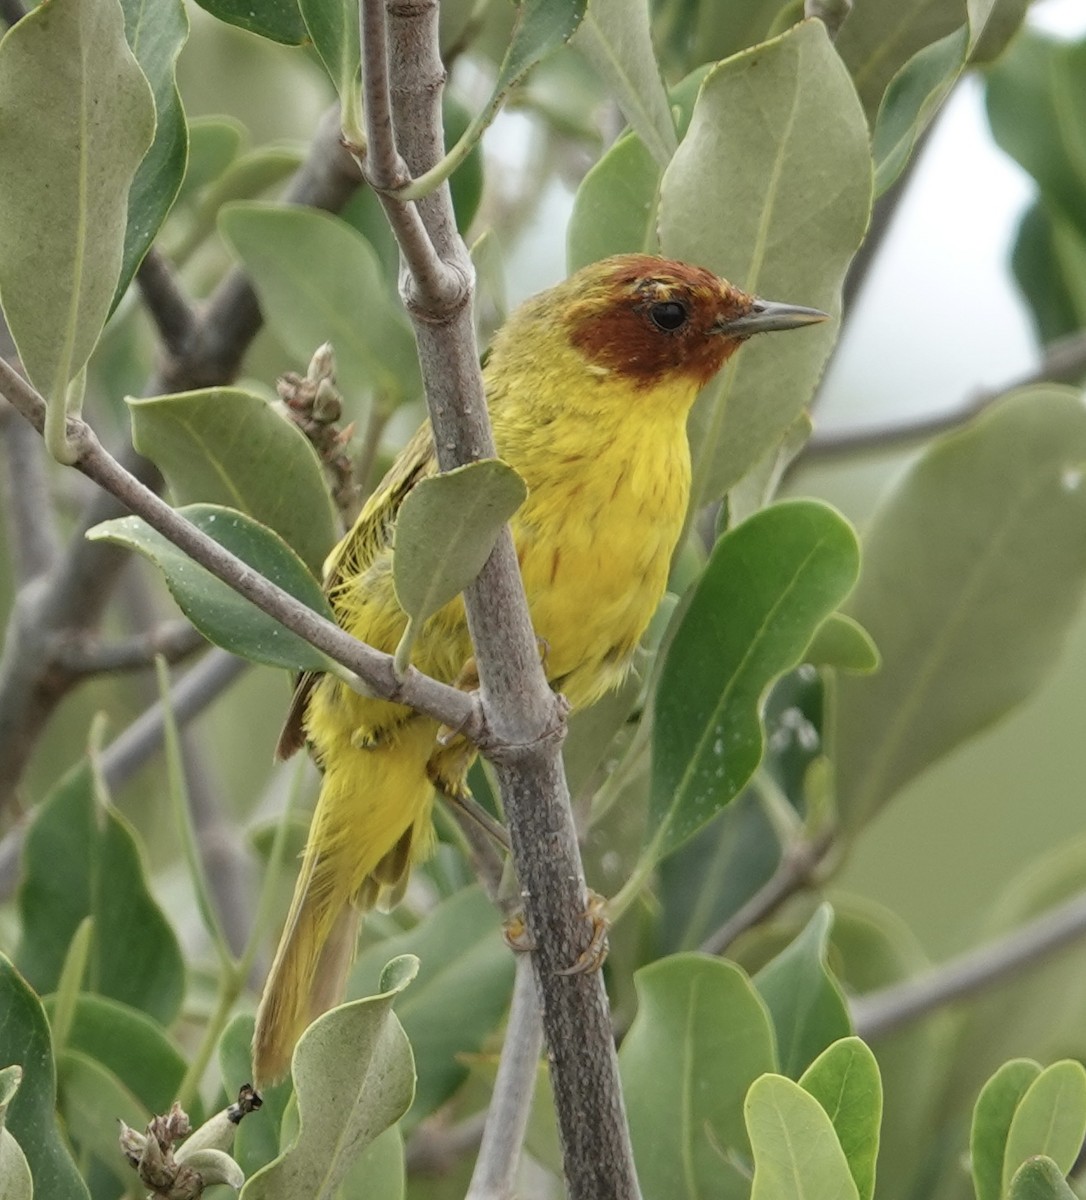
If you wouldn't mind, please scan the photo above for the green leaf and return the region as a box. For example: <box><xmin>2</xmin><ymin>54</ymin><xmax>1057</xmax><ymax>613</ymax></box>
<box><xmin>799</xmin><ymin>1038</ymin><xmax>882</xmax><ymax>1200</ymax></box>
<box><xmin>56</xmin><ymin>1049</ymin><xmax>148</xmax><ymax>1192</ymax></box>
<box><xmin>0</xmin><ymin>1067</ymin><xmax>32</xmax><ymax>1200</ymax></box>
<box><xmin>242</xmin><ymin>956</ymin><xmax>418</xmax><ymax>1199</ymax></box>
<box><xmin>872</xmin><ymin>26</ymin><xmax>967</xmax><ymax>197</ymax></box>
<box><xmin>170</xmin><ymin>143</ymin><xmax>303</xmax><ymax>264</ymax></box>
<box><xmin>16</xmin><ymin>762</ymin><xmax>185</xmax><ymax>1025</ymax></box>
<box><xmin>986</xmin><ymin>33</ymin><xmax>1086</xmax><ymax>242</ymax></box>
<box><xmin>650</xmin><ymin>501</ymin><xmax>860</xmax><ymax>859</ymax></box>
<box><xmin>566</xmin><ymin>64</ymin><xmax>707</xmax><ymax>273</ymax></box>
<box><xmin>488</xmin><ymin>0</ymin><xmax>586</xmax><ymax>117</ymax></box>
<box><xmin>337</xmin><ymin>1125</ymin><xmax>405</xmax><ymax>1200</ymax></box>
<box><xmin>970</xmin><ymin>0</ymin><xmax>1032</xmax><ymax>64</ymax></box>
<box><xmin>176</xmin><ymin>116</ymin><xmax>244</xmax><ymax>205</ymax></box>
<box><xmin>657</xmin><ymin>792</ymin><xmax>781</xmax><ymax>954</ymax></box>
<box><xmin>620</xmin><ymin>954</ymin><xmax>777</xmax><ymax>1200</ymax></box>
<box><xmin>659</xmin><ymin>20</ymin><xmax>872</xmax><ymax>502</ymax></box>
<box><xmin>573</xmin><ymin>0</ymin><xmax>676</xmax><ymax>167</ymax></box>
<box><xmin>835</xmin><ymin>0</ymin><xmax>966</xmax><ymax>124</ymax></box>
<box><xmin>753</xmin><ymin>905</ymin><xmax>851</xmax><ymax>1079</ymax></box>
<box><xmin>832</xmin><ymin>387</ymin><xmax>1086</xmax><ymax>830</ymax></box>
<box><xmin>349</xmin><ymin>887</ymin><xmax>515</xmax><ymax>1124</ymax></box>
<box><xmin>0</xmin><ymin>0</ymin><xmax>155</xmax><ymax>404</ymax></box>
<box><xmin>972</xmin><ymin>1059</ymin><xmax>1043</xmax><ymax>1200</ymax></box>
<box><xmin>1012</xmin><ymin>202</ymin><xmax>1086</xmax><ymax>345</ymax></box>
<box><xmin>43</xmin><ymin>994</ymin><xmax>190</xmax><ymax>1120</ymax></box>
<box><xmin>115</xmin><ymin>0</ymin><xmax>189</xmax><ymax>307</ymax></box>
<box><xmin>745</xmin><ymin>1074</ymin><xmax>860</xmax><ymax>1200</ymax></box>
<box><xmin>1002</xmin><ymin>1061</ymin><xmax>1086</xmax><ymax>1191</ymax></box>
<box><xmin>192</xmin><ymin>0</ymin><xmax>306</xmax><ymax>44</ymax></box>
<box><xmin>568</xmin><ymin>132</ymin><xmax>661</xmax><ymax>271</ymax></box>
<box><xmin>805</xmin><ymin>613</ymin><xmax>880</xmax><ymax>674</ymax></box>
<box><xmin>0</xmin><ymin>957</ymin><xmax>90</xmax><ymax>1200</ymax></box>
<box><xmin>128</xmin><ymin>387</ymin><xmax>339</xmax><ymax>575</ymax></box>
<box><xmin>87</xmin><ymin>503</ymin><xmax>337</xmax><ymax>672</ymax></box>
<box><xmin>220</xmin><ymin>203</ymin><xmax>421</xmax><ymax>408</ymax></box>
<box><xmin>300</xmin><ymin>0</ymin><xmax>359</xmax><ymax>122</ymax></box>
<box><xmin>1008</xmin><ymin>1156</ymin><xmax>1079</xmax><ymax>1200</ymax></box>
<box><xmin>392</xmin><ymin>460</ymin><xmax>526</xmax><ymax>672</ymax></box>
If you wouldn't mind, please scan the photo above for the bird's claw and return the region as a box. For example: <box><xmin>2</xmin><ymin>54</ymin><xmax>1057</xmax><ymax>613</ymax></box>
<box><xmin>503</xmin><ymin>911</ymin><xmax>536</xmax><ymax>954</ymax></box>
<box><xmin>556</xmin><ymin>890</ymin><xmax>610</xmax><ymax>975</ymax></box>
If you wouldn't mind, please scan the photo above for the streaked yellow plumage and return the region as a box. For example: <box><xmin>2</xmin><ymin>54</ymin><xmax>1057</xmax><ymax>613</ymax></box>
<box><xmin>253</xmin><ymin>254</ymin><xmax>825</xmax><ymax>1084</ymax></box>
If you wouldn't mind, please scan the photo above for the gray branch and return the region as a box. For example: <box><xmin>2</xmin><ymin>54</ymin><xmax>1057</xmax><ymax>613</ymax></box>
<box><xmin>52</xmin><ymin>621</ymin><xmax>207</xmax><ymax>676</ymax></box>
<box><xmin>805</xmin><ymin>326</ymin><xmax>1086</xmax><ymax>460</ymax></box>
<box><xmin>466</xmin><ymin>955</ymin><xmax>545</xmax><ymax>1200</ymax></box>
<box><xmin>852</xmin><ymin>887</ymin><xmax>1086</xmax><ymax>1039</ymax></box>
<box><xmin>362</xmin><ymin>2</ymin><xmax>641</xmax><ymax>1196</ymax></box>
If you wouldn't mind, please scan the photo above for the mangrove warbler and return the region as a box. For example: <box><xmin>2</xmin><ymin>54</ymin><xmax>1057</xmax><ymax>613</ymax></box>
<box><xmin>252</xmin><ymin>253</ymin><xmax>825</xmax><ymax>1084</ymax></box>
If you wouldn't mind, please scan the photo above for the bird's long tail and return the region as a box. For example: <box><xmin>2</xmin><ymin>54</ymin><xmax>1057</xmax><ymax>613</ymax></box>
<box><xmin>252</xmin><ymin>718</ymin><xmax>437</xmax><ymax>1086</ymax></box>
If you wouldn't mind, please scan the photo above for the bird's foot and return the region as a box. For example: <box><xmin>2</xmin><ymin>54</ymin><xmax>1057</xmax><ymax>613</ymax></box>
<box><xmin>555</xmin><ymin>890</ymin><xmax>610</xmax><ymax>975</ymax></box>
<box><xmin>502</xmin><ymin>910</ymin><xmax>536</xmax><ymax>954</ymax></box>
<box><xmin>501</xmin><ymin>891</ymin><xmax>611</xmax><ymax>973</ymax></box>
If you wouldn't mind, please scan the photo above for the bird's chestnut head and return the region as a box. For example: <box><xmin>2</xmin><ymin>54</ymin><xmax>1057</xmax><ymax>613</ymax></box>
<box><xmin>563</xmin><ymin>254</ymin><xmax>827</xmax><ymax>390</ymax></box>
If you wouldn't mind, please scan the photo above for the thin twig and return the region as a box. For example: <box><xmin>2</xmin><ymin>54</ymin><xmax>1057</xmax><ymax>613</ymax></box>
<box><xmin>804</xmin><ymin>326</ymin><xmax>1086</xmax><ymax>460</ymax></box>
<box><xmin>851</xmin><ymin>887</ymin><xmax>1086</xmax><ymax>1039</ymax></box>
<box><xmin>466</xmin><ymin>955</ymin><xmax>545</xmax><ymax>1200</ymax></box>
<box><xmin>0</xmin><ymin>356</ymin><xmax>487</xmax><ymax>740</ymax></box>
<box><xmin>136</xmin><ymin>248</ymin><xmax>198</xmax><ymax>358</ymax></box>
<box><xmin>367</xmin><ymin>2</ymin><xmax>642</xmax><ymax>1196</ymax></box>
<box><xmin>52</xmin><ymin>621</ymin><xmax>207</xmax><ymax>676</ymax></box>
<box><xmin>699</xmin><ymin>831</ymin><xmax>835</xmax><ymax>956</ymax></box>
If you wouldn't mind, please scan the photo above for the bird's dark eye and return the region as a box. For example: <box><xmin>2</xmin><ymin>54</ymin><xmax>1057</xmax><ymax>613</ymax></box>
<box><xmin>649</xmin><ymin>300</ymin><xmax>689</xmax><ymax>332</ymax></box>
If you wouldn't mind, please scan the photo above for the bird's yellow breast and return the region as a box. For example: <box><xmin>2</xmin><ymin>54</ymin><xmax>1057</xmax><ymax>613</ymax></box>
<box><xmin>503</xmin><ymin>392</ymin><xmax>690</xmax><ymax>707</ymax></box>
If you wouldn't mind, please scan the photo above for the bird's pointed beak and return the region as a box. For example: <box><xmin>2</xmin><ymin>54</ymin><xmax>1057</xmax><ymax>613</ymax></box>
<box><xmin>713</xmin><ymin>298</ymin><xmax>829</xmax><ymax>337</ymax></box>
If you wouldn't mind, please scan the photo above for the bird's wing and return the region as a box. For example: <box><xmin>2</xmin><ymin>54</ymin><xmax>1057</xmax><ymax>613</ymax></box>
<box><xmin>275</xmin><ymin>418</ymin><xmax>438</xmax><ymax>760</ymax></box>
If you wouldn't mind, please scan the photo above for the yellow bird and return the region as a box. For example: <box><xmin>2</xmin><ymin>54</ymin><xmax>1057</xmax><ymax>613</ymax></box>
<box><xmin>252</xmin><ymin>253</ymin><xmax>825</xmax><ymax>1084</ymax></box>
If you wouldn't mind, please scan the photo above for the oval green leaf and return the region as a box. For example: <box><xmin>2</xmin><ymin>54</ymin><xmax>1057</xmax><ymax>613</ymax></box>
<box><xmin>192</xmin><ymin>0</ymin><xmax>306</xmax><ymax>44</ymax></box>
<box><xmin>872</xmin><ymin>26</ymin><xmax>967</xmax><ymax>197</ymax></box>
<box><xmin>392</xmin><ymin>459</ymin><xmax>527</xmax><ymax>670</ymax></box>
<box><xmin>805</xmin><ymin>612</ymin><xmax>880</xmax><ymax>674</ymax></box>
<box><xmin>658</xmin><ymin>19</ymin><xmax>871</xmax><ymax>503</ymax></box>
<box><xmin>348</xmin><ymin>887</ymin><xmax>514</xmax><ymax>1125</ymax></box>
<box><xmin>835</xmin><ymin>0</ymin><xmax>966</xmax><ymax>124</ymax></box>
<box><xmin>650</xmin><ymin>500</ymin><xmax>860</xmax><ymax>859</ymax></box>
<box><xmin>1008</xmin><ymin>1156</ymin><xmax>1079</xmax><ymax>1200</ymax></box>
<box><xmin>0</xmin><ymin>956</ymin><xmax>90</xmax><ymax>1200</ymax></box>
<box><xmin>0</xmin><ymin>1067</ymin><xmax>31</xmax><ymax>1200</ymax></box>
<box><xmin>87</xmin><ymin>503</ymin><xmax>336</xmax><ymax>672</ymax></box>
<box><xmin>0</xmin><ymin>0</ymin><xmax>155</xmax><ymax>405</ymax></box>
<box><xmin>753</xmin><ymin>905</ymin><xmax>852</xmax><ymax>1080</ymax></box>
<box><xmin>799</xmin><ymin>1037</ymin><xmax>882</xmax><ymax>1200</ymax></box>
<box><xmin>832</xmin><ymin>387</ymin><xmax>1086</xmax><ymax>831</ymax></box>
<box><xmin>972</xmin><ymin>1058</ymin><xmax>1043</xmax><ymax>1200</ymax></box>
<box><xmin>1003</xmin><ymin>1061</ymin><xmax>1086</xmax><ymax>1192</ymax></box>
<box><xmin>573</xmin><ymin>0</ymin><xmax>676</xmax><ymax>167</ymax></box>
<box><xmin>16</xmin><ymin>761</ymin><xmax>185</xmax><ymax>1026</ymax></box>
<box><xmin>745</xmin><ymin>1073</ymin><xmax>860</xmax><ymax>1200</ymax></box>
<box><xmin>115</xmin><ymin>0</ymin><xmax>190</xmax><ymax>307</ymax></box>
<box><xmin>128</xmin><ymin>387</ymin><xmax>339</xmax><ymax>575</ymax></box>
<box><xmin>619</xmin><ymin>953</ymin><xmax>777</xmax><ymax>1200</ymax></box>
<box><xmin>220</xmin><ymin>203</ymin><xmax>421</xmax><ymax>408</ymax></box>
<box><xmin>242</xmin><ymin>956</ymin><xmax>418</xmax><ymax>1200</ymax></box>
